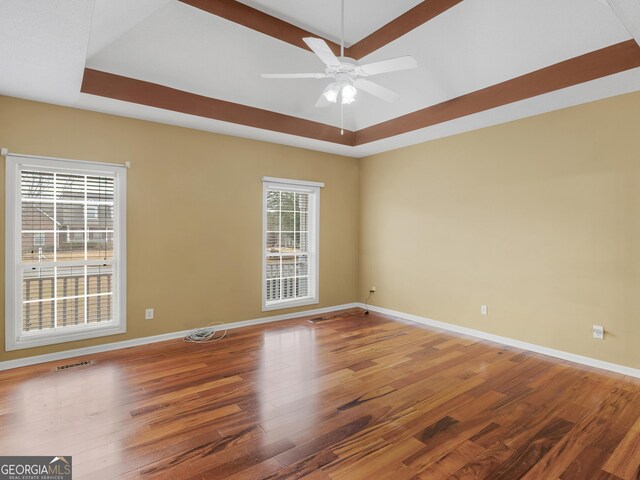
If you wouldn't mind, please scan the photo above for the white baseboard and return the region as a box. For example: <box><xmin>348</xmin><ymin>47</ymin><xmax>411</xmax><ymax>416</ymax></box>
<box><xmin>0</xmin><ymin>303</ymin><xmax>360</xmax><ymax>371</ymax></box>
<box><xmin>358</xmin><ymin>303</ymin><xmax>640</xmax><ymax>379</ymax></box>
<box><xmin>6</xmin><ymin>301</ymin><xmax>638</xmax><ymax>379</ymax></box>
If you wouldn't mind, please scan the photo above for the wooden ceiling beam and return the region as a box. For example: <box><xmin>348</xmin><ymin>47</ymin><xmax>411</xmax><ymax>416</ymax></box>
<box><xmin>348</xmin><ymin>0</ymin><xmax>463</xmax><ymax>60</ymax></box>
<box><xmin>80</xmin><ymin>40</ymin><xmax>640</xmax><ymax>147</ymax></box>
<box><xmin>179</xmin><ymin>0</ymin><xmax>462</xmax><ymax>60</ymax></box>
<box><xmin>179</xmin><ymin>0</ymin><xmax>343</xmax><ymax>56</ymax></box>
<box><xmin>80</xmin><ymin>68</ymin><xmax>355</xmax><ymax>146</ymax></box>
<box><xmin>355</xmin><ymin>40</ymin><xmax>640</xmax><ymax>145</ymax></box>
<box><xmin>82</xmin><ymin>1</ymin><xmax>640</xmax><ymax>149</ymax></box>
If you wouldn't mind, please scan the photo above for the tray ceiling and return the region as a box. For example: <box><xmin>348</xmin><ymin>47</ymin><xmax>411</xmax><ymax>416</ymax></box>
<box><xmin>1</xmin><ymin>0</ymin><xmax>640</xmax><ymax>157</ymax></box>
<box><xmin>234</xmin><ymin>0</ymin><xmax>424</xmax><ymax>46</ymax></box>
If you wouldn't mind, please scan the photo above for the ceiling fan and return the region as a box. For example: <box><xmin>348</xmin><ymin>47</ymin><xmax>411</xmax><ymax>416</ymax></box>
<box><xmin>260</xmin><ymin>0</ymin><xmax>418</xmax><ymax>113</ymax></box>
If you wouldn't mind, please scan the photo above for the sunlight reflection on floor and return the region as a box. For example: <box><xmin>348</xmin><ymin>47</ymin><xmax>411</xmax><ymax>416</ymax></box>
<box><xmin>258</xmin><ymin>326</ymin><xmax>318</xmax><ymax>443</ymax></box>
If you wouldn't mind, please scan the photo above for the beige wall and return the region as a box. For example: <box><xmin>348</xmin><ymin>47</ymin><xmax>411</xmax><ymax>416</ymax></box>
<box><xmin>3</xmin><ymin>90</ymin><xmax>640</xmax><ymax>369</ymax></box>
<box><xmin>360</xmin><ymin>91</ymin><xmax>640</xmax><ymax>369</ymax></box>
<box><xmin>0</xmin><ymin>96</ymin><xmax>360</xmax><ymax>361</ymax></box>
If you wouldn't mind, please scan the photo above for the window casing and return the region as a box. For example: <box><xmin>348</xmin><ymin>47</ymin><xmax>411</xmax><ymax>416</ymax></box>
<box><xmin>262</xmin><ymin>177</ymin><xmax>322</xmax><ymax>311</ymax></box>
<box><xmin>5</xmin><ymin>154</ymin><xmax>126</xmax><ymax>351</ymax></box>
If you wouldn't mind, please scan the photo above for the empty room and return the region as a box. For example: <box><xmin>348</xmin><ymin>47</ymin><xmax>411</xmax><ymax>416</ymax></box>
<box><xmin>1</xmin><ymin>0</ymin><xmax>640</xmax><ymax>479</ymax></box>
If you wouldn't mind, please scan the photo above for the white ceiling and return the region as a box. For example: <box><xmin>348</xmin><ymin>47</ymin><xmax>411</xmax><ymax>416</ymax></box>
<box><xmin>0</xmin><ymin>0</ymin><xmax>94</xmax><ymax>103</ymax></box>
<box><xmin>351</xmin><ymin>0</ymin><xmax>631</xmax><ymax>130</ymax></box>
<box><xmin>87</xmin><ymin>0</ymin><xmax>172</xmax><ymax>58</ymax></box>
<box><xmin>0</xmin><ymin>0</ymin><xmax>638</xmax><ymax>158</ymax></box>
<box><xmin>234</xmin><ymin>0</ymin><xmax>423</xmax><ymax>46</ymax></box>
<box><xmin>87</xmin><ymin>2</ymin><xmax>352</xmax><ymax>129</ymax></box>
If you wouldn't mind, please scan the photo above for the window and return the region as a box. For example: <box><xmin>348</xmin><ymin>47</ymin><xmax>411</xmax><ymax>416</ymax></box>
<box><xmin>262</xmin><ymin>177</ymin><xmax>322</xmax><ymax>311</ymax></box>
<box><xmin>87</xmin><ymin>204</ymin><xmax>99</xmax><ymax>219</ymax></box>
<box><xmin>33</xmin><ymin>232</ymin><xmax>45</xmax><ymax>246</ymax></box>
<box><xmin>5</xmin><ymin>154</ymin><xmax>126</xmax><ymax>350</ymax></box>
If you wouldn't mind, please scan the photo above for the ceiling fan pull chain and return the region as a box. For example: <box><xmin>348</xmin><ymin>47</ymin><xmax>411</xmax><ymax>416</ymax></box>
<box><xmin>259</xmin><ymin>0</ymin><xmax>417</xmax><ymax>112</ymax></box>
<box><xmin>341</xmin><ymin>0</ymin><xmax>345</xmax><ymax>58</ymax></box>
<box><xmin>341</xmin><ymin>0</ymin><xmax>345</xmax><ymax>135</ymax></box>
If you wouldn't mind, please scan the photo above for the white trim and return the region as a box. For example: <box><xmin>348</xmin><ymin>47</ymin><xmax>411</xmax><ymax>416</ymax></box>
<box><xmin>2</xmin><ymin>149</ymin><xmax>129</xmax><ymax>169</ymax></box>
<box><xmin>263</xmin><ymin>296</ymin><xmax>319</xmax><ymax>312</ymax></box>
<box><xmin>262</xmin><ymin>178</ymin><xmax>321</xmax><ymax>312</ymax></box>
<box><xmin>5</xmin><ymin>301</ymin><xmax>638</xmax><ymax>379</ymax></box>
<box><xmin>10</xmin><ymin>322</ymin><xmax>126</xmax><ymax>351</ymax></box>
<box><xmin>5</xmin><ymin>154</ymin><xmax>127</xmax><ymax>351</ymax></box>
<box><xmin>262</xmin><ymin>177</ymin><xmax>325</xmax><ymax>188</ymax></box>
<box><xmin>5</xmin><ymin>158</ymin><xmax>18</xmax><ymax>354</ymax></box>
<box><xmin>357</xmin><ymin>303</ymin><xmax>640</xmax><ymax>379</ymax></box>
<box><xmin>0</xmin><ymin>303</ymin><xmax>360</xmax><ymax>371</ymax></box>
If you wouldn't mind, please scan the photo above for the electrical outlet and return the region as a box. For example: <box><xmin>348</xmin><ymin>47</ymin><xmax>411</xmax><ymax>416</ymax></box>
<box><xmin>593</xmin><ymin>325</ymin><xmax>604</xmax><ymax>340</ymax></box>
<box><xmin>370</xmin><ymin>286</ymin><xmax>376</xmax><ymax>293</ymax></box>
<box><xmin>481</xmin><ymin>305</ymin><xmax>488</xmax><ymax>316</ymax></box>
<box><xmin>145</xmin><ymin>308</ymin><xmax>154</xmax><ymax>320</ymax></box>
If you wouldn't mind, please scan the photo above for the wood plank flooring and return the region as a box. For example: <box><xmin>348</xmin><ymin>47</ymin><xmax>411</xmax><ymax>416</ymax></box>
<box><xmin>1</xmin><ymin>308</ymin><xmax>639</xmax><ymax>479</ymax></box>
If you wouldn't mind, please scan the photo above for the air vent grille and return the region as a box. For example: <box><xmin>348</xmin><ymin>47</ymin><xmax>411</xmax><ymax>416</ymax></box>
<box><xmin>53</xmin><ymin>360</ymin><xmax>96</xmax><ymax>372</ymax></box>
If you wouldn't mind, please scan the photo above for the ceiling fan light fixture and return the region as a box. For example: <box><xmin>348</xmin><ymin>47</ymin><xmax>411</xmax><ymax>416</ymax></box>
<box><xmin>261</xmin><ymin>0</ymin><xmax>418</xmax><ymax>113</ymax></box>
<box><xmin>323</xmin><ymin>82</ymin><xmax>341</xmax><ymax>103</ymax></box>
<box><xmin>341</xmin><ymin>83</ymin><xmax>357</xmax><ymax>104</ymax></box>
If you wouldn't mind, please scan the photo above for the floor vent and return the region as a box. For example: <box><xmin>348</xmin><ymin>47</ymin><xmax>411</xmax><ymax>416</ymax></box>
<box><xmin>53</xmin><ymin>360</ymin><xmax>96</xmax><ymax>372</ymax></box>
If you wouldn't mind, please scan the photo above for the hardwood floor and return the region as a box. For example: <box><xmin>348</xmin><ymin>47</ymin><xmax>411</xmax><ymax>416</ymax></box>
<box><xmin>1</xmin><ymin>308</ymin><xmax>639</xmax><ymax>479</ymax></box>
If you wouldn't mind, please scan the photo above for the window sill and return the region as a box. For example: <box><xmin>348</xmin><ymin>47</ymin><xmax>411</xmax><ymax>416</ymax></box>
<box><xmin>6</xmin><ymin>322</ymin><xmax>126</xmax><ymax>351</ymax></box>
<box><xmin>263</xmin><ymin>296</ymin><xmax>319</xmax><ymax>312</ymax></box>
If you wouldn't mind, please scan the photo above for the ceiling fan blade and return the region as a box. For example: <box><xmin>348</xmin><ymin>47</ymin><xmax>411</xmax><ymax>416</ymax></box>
<box><xmin>304</xmin><ymin>37</ymin><xmax>341</xmax><ymax>67</ymax></box>
<box><xmin>354</xmin><ymin>79</ymin><xmax>400</xmax><ymax>102</ymax></box>
<box><xmin>359</xmin><ymin>56</ymin><xmax>418</xmax><ymax>76</ymax></box>
<box><xmin>261</xmin><ymin>73</ymin><xmax>328</xmax><ymax>79</ymax></box>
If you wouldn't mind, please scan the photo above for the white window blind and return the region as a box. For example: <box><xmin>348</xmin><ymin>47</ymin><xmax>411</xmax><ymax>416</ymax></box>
<box><xmin>262</xmin><ymin>177</ymin><xmax>322</xmax><ymax>311</ymax></box>
<box><xmin>6</xmin><ymin>154</ymin><xmax>127</xmax><ymax>350</ymax></box>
